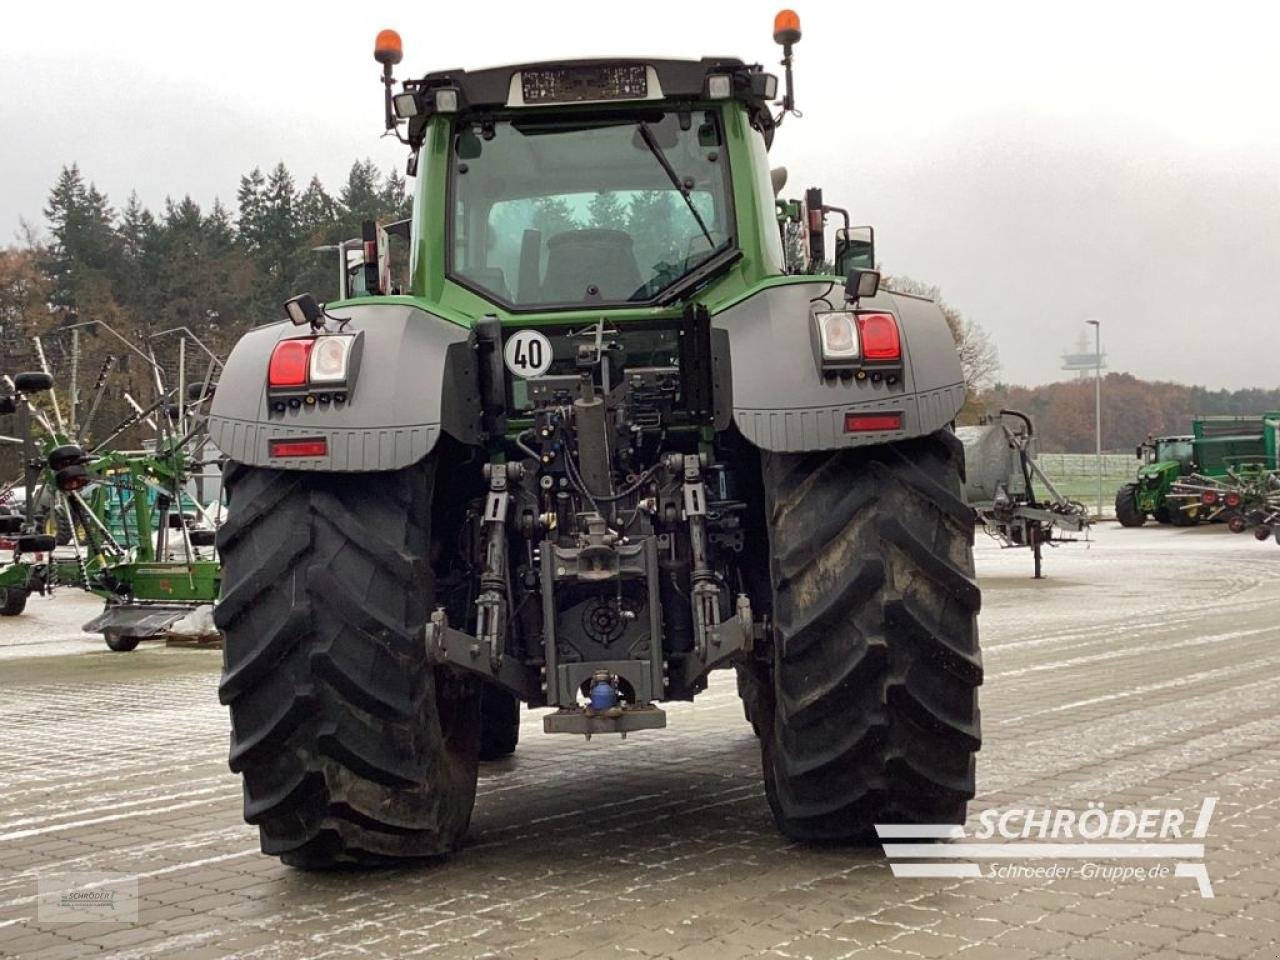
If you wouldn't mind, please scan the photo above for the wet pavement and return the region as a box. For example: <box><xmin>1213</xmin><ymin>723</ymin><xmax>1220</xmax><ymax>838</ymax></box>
<box><xmin>1</xmin><ymin>523</ymin><xmax>1278</xmax><ymax>959</ymax></box>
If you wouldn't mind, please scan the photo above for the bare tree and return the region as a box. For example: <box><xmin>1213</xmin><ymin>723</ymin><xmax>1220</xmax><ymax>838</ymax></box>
<box><xmin>879</xmin><ymin>274</ymin><xmax>1000</xmax><ymax>399</ymax></box>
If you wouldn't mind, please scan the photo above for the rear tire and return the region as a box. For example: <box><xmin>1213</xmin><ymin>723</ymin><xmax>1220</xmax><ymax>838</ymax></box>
<box><xmin>214</xmin><ymin>458</ymin><xmax>481</xmax><ymax>868</ymax></box>
<box><xmin>478</xmin><ymin>685</ymin><xmax>520</xmax><ymax>761</ymax></box>
<box><xmin>759</xmin><ymin>431</ymin><xmax>982</xmax><ymax>842</ymax></box>
<box><xmin>1115</xmin><ymin>485</ymin><xmax>1145</xmax><ymax>527</ymax></box>
<box><xmin>0</xmin><ymin>588</ymin><xmax>28</xmax><ymax>617</ymax></box>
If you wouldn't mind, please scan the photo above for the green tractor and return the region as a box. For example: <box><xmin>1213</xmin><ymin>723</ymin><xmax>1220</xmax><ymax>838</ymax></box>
<box><xmin>1117</xmin><ymin>414</ymin><xmax>1280</xmax><ymax>528</ymax></box>
<box><xmin>208</xmin><ymin>13</ymin><xmax>981</xmax><ymax>867</ymax></box>
<box><xmin>1115</xmin><ymin>434</ymin><xmax>1199</xmax><ymax>527</ymax></box>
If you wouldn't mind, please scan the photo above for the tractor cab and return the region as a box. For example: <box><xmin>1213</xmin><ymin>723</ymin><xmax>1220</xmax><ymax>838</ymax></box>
<box><xmin>1119</xmin><ymin>434</ymin><xmax>1202</xmax><ymax>527</ymax></box>
<box><xmin>349</xmin><ymin>17</ymin><xmax>879</xmax><ymax>319</ymax></box>
<box><xmin>1138</xmin><ymin>435</ymin><xmax>1195</xmax><ymax>475</ymax></box>
<box><xmin>385</xmin><ymin>55</ymin><xmax>786</xmax><ymax>312</ymax></box>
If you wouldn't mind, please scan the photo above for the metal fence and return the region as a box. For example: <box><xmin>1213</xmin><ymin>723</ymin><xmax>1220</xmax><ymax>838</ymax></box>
<box><xmin>1034</xmin><ymin>453</ymin><xmax>1135</xmax><ymax>518</ymax></box>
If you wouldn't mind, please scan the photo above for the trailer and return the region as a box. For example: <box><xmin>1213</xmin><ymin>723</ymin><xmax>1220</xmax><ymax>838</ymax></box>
<box><xmin>959</xmin><ymin>410</ymin><xmax>1091</xmax><ymax>578</ymax></box>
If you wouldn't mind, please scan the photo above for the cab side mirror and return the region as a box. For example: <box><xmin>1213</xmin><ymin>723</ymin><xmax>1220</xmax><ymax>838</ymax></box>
<box><xmin>836</xmin><ymin>225</ymin><xmax>875</xmax><ymax>274</ymax></box>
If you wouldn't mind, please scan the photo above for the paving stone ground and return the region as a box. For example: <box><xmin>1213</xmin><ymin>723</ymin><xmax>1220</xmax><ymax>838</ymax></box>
<box><xmin>0</xmin><ymin>523</ymin><xmax>1277</xmax><ymax>959</ymax></box>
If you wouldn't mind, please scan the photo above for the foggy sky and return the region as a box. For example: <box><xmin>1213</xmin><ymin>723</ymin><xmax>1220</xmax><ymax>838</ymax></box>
<box><xmin>2</xmin><ymin>0</ymin><xmax>1277</xmax><ymax>390</ymax></box>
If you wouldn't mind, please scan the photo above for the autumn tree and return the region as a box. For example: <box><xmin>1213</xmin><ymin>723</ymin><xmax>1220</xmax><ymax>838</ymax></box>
<box><xmin>880</xmin><ymin>274</ymin><xmax>1000</xmax><ymax>407</ymax></box>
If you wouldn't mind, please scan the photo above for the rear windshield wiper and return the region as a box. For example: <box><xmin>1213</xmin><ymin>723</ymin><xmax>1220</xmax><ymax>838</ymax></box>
<box><xmin>654</xmin><ymin>244</ymin><xmax>742</xmax><ymax>306</ymax></box>
<box><xmin>635</xmin><ymin>120</ymin><xmax>716</xmax><ymax>250</ymax></box>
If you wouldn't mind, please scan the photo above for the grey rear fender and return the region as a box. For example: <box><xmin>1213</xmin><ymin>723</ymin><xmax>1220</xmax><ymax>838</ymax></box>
<box><xmin>713</xmin><ymin>282</ymin><xmax>965</xmax><ymax>452</ymax></box>
<box><xmin>208</xmin><ymin>303</ymin><xmax>481</xmax><ymax>472</ymax></box>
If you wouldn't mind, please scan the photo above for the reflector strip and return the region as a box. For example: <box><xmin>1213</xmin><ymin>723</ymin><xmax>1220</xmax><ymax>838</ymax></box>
<box><xmin>270</xmin><ymin>438</ymin><xmax>328</xmax><ymax>458</ymax></box>
<box><xmin>845</xmin><ymin>413</ymin><xmax>903</xmax><ymax>433</ymax></box>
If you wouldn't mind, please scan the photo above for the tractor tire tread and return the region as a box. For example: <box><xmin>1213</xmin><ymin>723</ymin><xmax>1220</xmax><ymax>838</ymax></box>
<box><xmin>760</xmin><ymin>431</ymin><xmax>982</xmax><ymax>842</ymax></box>
<box><xmin>214</xmin><ymin>460</ymin><xmax>480</xmax><ymax>868</ymax></box>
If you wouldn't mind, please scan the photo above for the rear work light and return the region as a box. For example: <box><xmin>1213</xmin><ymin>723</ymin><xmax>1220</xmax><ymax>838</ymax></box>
<box><xmin>268</xmin><ymin>339</ymin><xmax>312</xmax><ymax>387</ymax></box>
<box><xmin>270</xmin><ymin>438</ymin><xmax>328</xmax><ymax>458</ymax></box>
<box><xmin>845</xmin><ymin>412</ymin><xmax>903</xmax><ymax>433</ymax></box>
<box><xmin>856</xmin><ymin>312</ymin><xmax>901</xmax><ymax>362</ymax></box>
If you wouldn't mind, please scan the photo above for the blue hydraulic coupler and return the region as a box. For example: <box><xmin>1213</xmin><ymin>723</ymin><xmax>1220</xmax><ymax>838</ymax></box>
<box><xmin>589</xmin><ymin>677</ymin><xmax>618</xmax><ymax>712</ymax></box>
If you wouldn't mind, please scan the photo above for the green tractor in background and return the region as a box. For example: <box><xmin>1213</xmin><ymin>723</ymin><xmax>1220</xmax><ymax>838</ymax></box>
<box><xmin>1116</xmin><ymin>413</ymin><xmax>1280</xmax><ymax>528</ymax></box>
<box><xmin>1115</xmin><ymin>434</ymin><xmax>1198</xmax><ymax>527</ymax></box>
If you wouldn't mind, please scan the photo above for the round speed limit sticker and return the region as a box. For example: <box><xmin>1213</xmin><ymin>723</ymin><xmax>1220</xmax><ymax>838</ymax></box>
<box><xmin>504</xmin><ymin>329</ymin><xmax>553</xmax><ymax>378</ymax></box>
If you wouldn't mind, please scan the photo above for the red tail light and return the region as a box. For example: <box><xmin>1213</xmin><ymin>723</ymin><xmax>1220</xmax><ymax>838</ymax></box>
<box><xmin>269</xmin><ymin>340</ymin><xmax>313</xmax><ymax>387</ymax></box>
<box><xmin>856</xmin><ymin>312</ymin><xmax>901</xmax><ymax>361</ymax></box>
<box><xmin>845</xmin><ymin>412</ymin><xmax>903</xmax><ymax>433</ymax></box>
<box><xmin>270</xmin><ymin>438</ymin><xmax>328</xmax><ymax>458</ymax></box>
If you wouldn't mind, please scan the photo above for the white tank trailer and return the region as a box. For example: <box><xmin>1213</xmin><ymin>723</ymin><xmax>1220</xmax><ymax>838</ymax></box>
<box><xmin>958</xmin><ymin>410</ymin><xmax>1090</xmax><ymax>578</ymax></box>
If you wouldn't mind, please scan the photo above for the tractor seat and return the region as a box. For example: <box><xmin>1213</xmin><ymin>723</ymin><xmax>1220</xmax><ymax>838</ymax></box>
<box><xmin>540</xmin><ymin>229</ymin><xmax>642</xmax><ymax>303</ymax></box>
<box><xmin>468</xmin><ymin>267</ymin><xmax>510</xmax><ymax>302</ymax></box>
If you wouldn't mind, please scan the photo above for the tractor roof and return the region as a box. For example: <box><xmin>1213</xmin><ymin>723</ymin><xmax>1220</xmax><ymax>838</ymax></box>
<box><xmin>399</xmin><ymin>56</ymin><xmax>778</xmax><ymax>148</ymax></box>
<box><xmin>420</xmin><ymin>57</ymin><xmax>749</xmax><ymax>108</ymax></box>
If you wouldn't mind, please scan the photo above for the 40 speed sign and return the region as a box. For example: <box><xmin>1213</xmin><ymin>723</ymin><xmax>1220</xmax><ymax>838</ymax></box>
<box><xmin>504</xmin><ymin>329</ymin><xmax>553</xmax><ymax>378</ymax></box>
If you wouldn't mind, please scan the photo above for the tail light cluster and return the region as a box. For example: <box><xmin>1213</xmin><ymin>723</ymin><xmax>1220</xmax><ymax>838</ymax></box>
<box><xmin>811</xmin><ymin>310</ymin><xmax>906</xmax><ymax>435</ymax></box>
<box><xmin>813</xmin><ymin>310</ymin><xmax>903</xmax><ymax>377</ymax></box>
<box><xmin>267</xmin><ymin>333</ymin><xmax>362</xmax><ymax>412</ymax></box>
